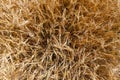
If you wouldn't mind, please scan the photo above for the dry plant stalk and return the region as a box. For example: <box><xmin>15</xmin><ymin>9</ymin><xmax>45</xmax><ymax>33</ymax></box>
<box><xmin>0</xmin><ymin>0</ymin><xmax>120</xmax><ymax>80</ymax></box>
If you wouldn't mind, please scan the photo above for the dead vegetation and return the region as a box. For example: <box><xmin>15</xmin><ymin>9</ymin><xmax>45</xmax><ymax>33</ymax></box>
<box><xmin>0</xmin><ymin>0</ymin><xmax>120</xmax><ymax>80</ymax></box>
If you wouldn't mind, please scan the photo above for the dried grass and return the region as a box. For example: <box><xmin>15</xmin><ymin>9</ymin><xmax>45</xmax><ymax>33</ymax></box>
<box><xmin>0</xmin><ymin>0</ymin><xmax>120</xmax><ymax>80</ymax></box>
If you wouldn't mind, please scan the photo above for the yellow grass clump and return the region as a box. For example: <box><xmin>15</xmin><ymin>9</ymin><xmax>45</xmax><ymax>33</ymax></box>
<box><xmin>0</xmin><ymin>0</ymin><xmax>120</xmax><ymax>80</ymax></box>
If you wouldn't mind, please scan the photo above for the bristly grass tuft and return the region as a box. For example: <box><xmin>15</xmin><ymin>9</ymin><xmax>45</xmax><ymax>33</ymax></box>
<box><xmin>0</xmin><ymin>0</ymin><xmax>120</xmax><ymax>80</ymax></box>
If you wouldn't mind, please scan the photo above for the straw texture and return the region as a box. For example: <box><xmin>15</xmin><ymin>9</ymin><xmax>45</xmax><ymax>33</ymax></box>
<box><xmin>0</xmin><ymin>0</ymin><xmax>120</xmax><ymax>80</ymax></box>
